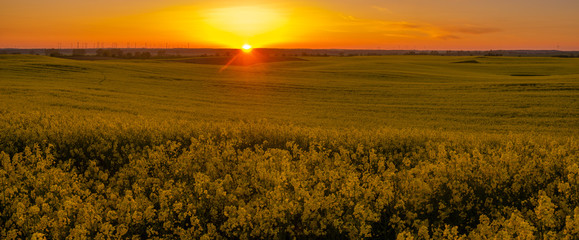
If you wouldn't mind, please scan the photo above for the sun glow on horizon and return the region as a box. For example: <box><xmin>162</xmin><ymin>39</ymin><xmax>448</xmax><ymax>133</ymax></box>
<box><xmin>198</xmin><ymin>5</ymin><xmax>290</xmax><ymax>48</ymax></box>
<box><xmin>242</xmin><ymin>44</ymin><xmax>252</xmax><ymax>52</ymax></box>
<box><xmin>203</xmin><ymin>6</ymin><xmax>287</xmax><ymax>37</ymax></box>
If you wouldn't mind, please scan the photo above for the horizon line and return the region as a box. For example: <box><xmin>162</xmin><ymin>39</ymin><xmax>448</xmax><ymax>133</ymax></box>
<box><xmin>1</xmin><ymin>47</ymin><xmax>578</xmax><ymax>52</ymax></box>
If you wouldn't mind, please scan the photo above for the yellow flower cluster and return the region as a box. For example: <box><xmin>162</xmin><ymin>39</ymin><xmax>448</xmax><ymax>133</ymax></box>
<box><xmin>0</xmin><ymin>117</ymin><xmax>577</xmax><ymax>239</ymax></box>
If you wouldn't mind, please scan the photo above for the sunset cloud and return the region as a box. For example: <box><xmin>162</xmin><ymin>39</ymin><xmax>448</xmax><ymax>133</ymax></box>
<box><xmin>318</xmin><ymin>13</ymin><xmax>500</xmax><ymax>43</ymax></box>
<box><xmin>326</xmin><ymin>12</ymin><xmax>504</xmax><ymax>44</ymax></box>
<box><xmin>436</xmin><ymin>35</ymin><xmax>462</xmax><ymax>40</ymax></box>
<box><xmin>451</xmin><ymin>25</ymin><xmax>501</xmax><ymax>35</ymax></box>
<box><xmin>372</xmin><ymin>6</ymin><xmax>392</xmax><ymax>13</ymax></box>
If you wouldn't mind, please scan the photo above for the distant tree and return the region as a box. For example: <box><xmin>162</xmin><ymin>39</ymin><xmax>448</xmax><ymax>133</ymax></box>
<box><xmin>96</xmin><ymin>49</ymin><xmax>108</xmax><ymax>57</ymax></box>
<box><xmin>72</xmin><ymin>49</ymin><xmax>86</xmax><ymax>56</ymax></box>
<box><xmin>485</xmin><ymin>51</ymin><xmax>502</xmax><ymax>57</ymax></box>
<box><xmin>110</xmin><ymin>49</ymin><xmax>123</xmax><ymax>57</ymax></box>
<box><xmin>45</xmin><ymin>49</ymin><xmax>61</xmax><ymax>57</ymax></box>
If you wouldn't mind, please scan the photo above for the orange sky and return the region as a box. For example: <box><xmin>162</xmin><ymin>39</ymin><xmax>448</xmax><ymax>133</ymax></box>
<box><xmin>1</xmin><ymin>0</ymin><xmax>578</xmax><ymax>50</ymax></box>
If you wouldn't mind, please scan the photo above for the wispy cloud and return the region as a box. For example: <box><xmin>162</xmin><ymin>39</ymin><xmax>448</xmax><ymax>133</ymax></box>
<box><xmin>451</xmin><ymin>25</ymin><xmax>501</xmax><ymax>34</ymax></box>
<box><xmin>372</xmin><ymin>6</ymin><xmax>392</xmax><ymax>14</ymax></box>
<box><xmin>436</xmin><ymin>34</ymin><xmax>461</xmax><ymax>40</ymax></box>
<box><xmin>391</xmin><ymin>22</ymin><xmax>423</xmax><ymax>29</ymax></box>
<box><xmin>328</xmin><ymin>11</ymin><xmax>500</xmax><ymax>41</ymax></box>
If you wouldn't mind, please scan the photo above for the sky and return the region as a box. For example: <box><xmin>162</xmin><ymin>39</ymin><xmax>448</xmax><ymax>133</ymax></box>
<box><xmin>1</xmin><ymin>0</ymin><xmax>578</xmax><ymax>50</ymax></box>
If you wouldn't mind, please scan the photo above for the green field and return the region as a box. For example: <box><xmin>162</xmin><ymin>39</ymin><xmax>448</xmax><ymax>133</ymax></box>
<box><xmin>2</xmin><ymin>54</ymin><xmax>578</xmax><ymax>133</ymax></box>
<box><xmin>0</xmin><ymin>54</ymin><xmax>578</xmax><ymax>239</ymax></box>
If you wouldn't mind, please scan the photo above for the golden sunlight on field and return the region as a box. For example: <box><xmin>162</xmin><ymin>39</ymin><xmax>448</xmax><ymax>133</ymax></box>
<box><xmin>2</xmin><ymin>0</ymin><xmax>579</xmax><ymax>237</ymax></box>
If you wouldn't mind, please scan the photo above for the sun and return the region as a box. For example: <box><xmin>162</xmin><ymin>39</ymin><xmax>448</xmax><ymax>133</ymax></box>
<box><xmin>242</xmin><ymin>44</ymin><xmax>252</xmax><ymax>52</ymax></box>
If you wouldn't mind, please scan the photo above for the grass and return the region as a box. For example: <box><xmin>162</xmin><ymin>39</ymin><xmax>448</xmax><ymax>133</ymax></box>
<box><xmin>1</xmin><ymin>54</ymin><xmax>577</xmax><ymax>134</ymax></box>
